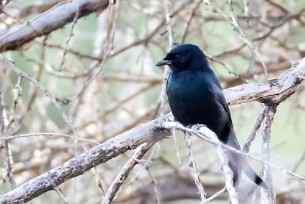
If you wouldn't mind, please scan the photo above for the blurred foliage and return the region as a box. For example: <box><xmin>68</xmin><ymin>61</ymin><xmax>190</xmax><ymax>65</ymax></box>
<box><xmin>0</xmin><ymin>0</ymin><xmax>305</xmax><ymax>203</ymax></box>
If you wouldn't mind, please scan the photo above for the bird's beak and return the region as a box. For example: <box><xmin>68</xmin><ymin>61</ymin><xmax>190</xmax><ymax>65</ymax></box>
<box><xmin>155</xmin><ymin>59</ymin><xmax>172</xmax><ymax>67</ymax></box>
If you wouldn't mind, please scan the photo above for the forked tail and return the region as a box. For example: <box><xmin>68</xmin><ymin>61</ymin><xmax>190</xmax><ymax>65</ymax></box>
<box><xmin>241</xmin><ymin>158</ymin><xmax>270</xmax><ymax>189</ymax></box>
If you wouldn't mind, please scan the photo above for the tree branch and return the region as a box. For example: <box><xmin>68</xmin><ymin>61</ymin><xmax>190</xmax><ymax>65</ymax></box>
<box><xmin>0</xmin><ymin>118</ymin><xmax>170</xmax><ymax>203</ymax></box>
<box><xmin>0</xmin><ymin>0</ymin><xmax>109</xmax><ymax>52</ymax></box>
<box><xmin>225</xmin><ymin>59</ymin><xmax>305</xmax><ymax>105</ymax></box>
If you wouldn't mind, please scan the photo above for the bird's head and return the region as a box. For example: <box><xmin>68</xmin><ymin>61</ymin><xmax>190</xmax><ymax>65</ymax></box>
<box><xmin>155</xmin><ymin>44</ymin><xmax>209</xmax><ymax>71</ymax></box>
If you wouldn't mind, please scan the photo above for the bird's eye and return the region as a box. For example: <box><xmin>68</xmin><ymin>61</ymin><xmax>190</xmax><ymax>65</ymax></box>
<box><xmin>175</xmin><ymin>54</ymin><xmax>180</xmax><ymax>59</ymax></box>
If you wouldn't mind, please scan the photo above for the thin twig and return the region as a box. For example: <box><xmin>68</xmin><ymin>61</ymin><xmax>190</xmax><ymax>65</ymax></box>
<box><xmin>202</xmin><ymin>187</ymin><xmax>227</xmax><ymax>203</ymax></box>
<box><xmin>162</xmin><ymin>121</ymin><xmax>305</xmax><ymax>185</ymax></box>
<box><xmin>185</xmin><ymin>134</ymin><xmax>207</xmax><ymax>202</ymax></box>
<box><xmin>69</xmin><ymin>0</ymin><xmax>120</xmax><ymax>101</ymax></box>
<box><xmin>163</xmin><ymin>0</ymin><xmax>174</xmax><ymax>48</ymax></box>
<box><xmin>163</xmin><ymin>122</ymin><xmax>238</xmax><ymax>203</ymax></box>
<box><xmin>0</xmin><ymin>93</ymin><xmax>16</xmax><ymax>189</ymax></box>
<box><xmin>261</xmin><ymin>105</ymin><xmax>277</xmax><ymax>203</ymax></box>
<box><xmin>181</xmin><ymin>0</ymin><xmax>202</xmax><ymax>43</ymax></box>
<box><xmin>172</xmin><ymin>127</ymin><xmax>182</xmax><ymax>165</ymax></box>
<box><xmin>228</xmin><ymin>0</ymin><xmax>268</xmax><ymax>76</ymax></box>
<box><xmin>58</xmin><ymin>0</ymin><xmax>80</xmax><ymax>72</ymax></box>
<box><xmin>101</xmin><ymin>143</ymin><xmax>150</xmax><ymax>204</ymax></box>
<box><xmin>53</xmin><ymin>186</ymin><xmax>70</xmax><ymax>204</ymax></box>
<box><xmin>2</xmin><ymin>75</ymin><xmax>22</xmax><ymax>189</ymax></box>
<box><xmin>242</xmin><ymin>105</ymin><xmax>268</xmax><ymax>153</ymax></box>
<box><xmin>0</xmin><ymin>133</ymin><xmax>100</xmax><ymax>145</ymax></box>
<box><xmin>158</xmin><ymin>0</ymin><xmax>175</xmax><ymax>116</ymax></box>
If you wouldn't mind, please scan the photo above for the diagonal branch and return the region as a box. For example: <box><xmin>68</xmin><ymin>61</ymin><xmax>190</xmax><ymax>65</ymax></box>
<box><xmin>101</xmin><ymin>143</ymin><xmax>151</xmax><ymax>204</ymax></box>
<box><xmin>0</xmin><ymin>0</ymin><xmax>110</xmax><ymax>52</ymax></box>
<box><xmin>0</xmin><ymin>58</ymin><xmax>304</xmax><ymax>203</ymax></box>
<box><xmin>0</xmin><ymin>117</ymin><xmax>170</xmax><ymax>203</ymax></box>
<box><xmin>225</xmin><ymin>58</ymin><xmax>305</xmax><ymax>105</ymax></box>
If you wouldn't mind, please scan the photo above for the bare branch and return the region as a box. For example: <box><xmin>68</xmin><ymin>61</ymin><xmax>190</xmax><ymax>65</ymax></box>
<box><xmin>0</xmin><ymin>0</ymin><xmax>109</xmax><ymax>52</ymax></box>
<box><xmin>261</xmin><ymin>105</ymin><xmax>277</xmax><ymax>203</ymax></box>
<box><xmin>224</xmin><ymin>58</ymin><xmax>305</xmax><ymax>106</ymax></box>
<box><xmin>242</xmin><ymin>106</ymin><xmax>268</xmax><ymax>153</ymax></box>
<box><xmin>158</xmin><ymin>0</ymin><xmax>174</xmax><ymax>116</ymax></box>
<box><xmin>0</xmin><ymin>118</ymin><xmax>170</xmax><ymax>203</ymax></box>
<box><xmin>163</xmin><ymin>123</ymin><xmax>238</xmax><ymax>204</ymax></box>
<box><xmin>101</xmin><ymin>143</ymin><xmax>151</xmax><ymax>204</ymax></box>
<box><xmin>185</xmin><ymin>135</ymin><xmax>206</xmax><ymax>202</ymax></box>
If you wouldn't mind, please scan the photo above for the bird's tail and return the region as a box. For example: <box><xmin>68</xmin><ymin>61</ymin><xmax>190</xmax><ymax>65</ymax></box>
<box><xmin>225</xmin><ymin>129</ymin><xmax>269</xmax><ymax>189</ymax></box>
<box><xmin>241</xmin><ymin>158</ymin><xmax>269</xmax><ymax>189</ymax></box>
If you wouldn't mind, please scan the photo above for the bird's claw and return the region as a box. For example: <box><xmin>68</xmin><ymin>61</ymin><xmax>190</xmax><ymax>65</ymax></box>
<box><xmin>191</xmin><ymin>124</ymin><xmax>206</xmax><ymax>132</ymax></box>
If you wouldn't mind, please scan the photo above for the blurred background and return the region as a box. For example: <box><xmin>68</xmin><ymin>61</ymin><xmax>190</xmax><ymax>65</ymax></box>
<box><xmin>0</xmin><ymin>0</ymin><xmax>305</xmax><ymax>203</ymax></box>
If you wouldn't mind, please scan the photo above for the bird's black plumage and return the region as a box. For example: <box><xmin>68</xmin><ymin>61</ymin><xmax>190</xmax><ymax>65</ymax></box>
<box><xmin>156</xmin><ymin>44</ymin><xmax>268</xmax><ymax>189</ymax></box>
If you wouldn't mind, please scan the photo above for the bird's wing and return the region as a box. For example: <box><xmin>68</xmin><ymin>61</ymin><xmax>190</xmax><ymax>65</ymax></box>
<box><xmin>166</xmin><ymin>71</ymin><xmax>172</xmax><ymax>96</ymax></box>
<box><xmin>210</xmin><ymin>81</ymin><xmax>242</xmax><ymax>148</ymax></box>
<box><xmin>209</xmin><ymin>76</ymin><xmax>233</xmax><ymax>124</ymax></box>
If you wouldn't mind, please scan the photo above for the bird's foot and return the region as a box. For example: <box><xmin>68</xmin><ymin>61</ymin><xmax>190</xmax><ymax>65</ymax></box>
<box><xmin>154</xmin><ymin>114</ymin><xmax>175</xmax><ymax>129</ymax></box>
<box><xmin>191</xmin><ymin>124</ymin><xmax>206</xmax><ymax>132</ymax></box>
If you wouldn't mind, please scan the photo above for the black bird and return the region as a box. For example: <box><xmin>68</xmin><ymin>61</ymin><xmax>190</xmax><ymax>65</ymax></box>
<box><xmin>156</xmin><ymin>44</ymin><xmax>268</xmax><ymax>189</ymax></box>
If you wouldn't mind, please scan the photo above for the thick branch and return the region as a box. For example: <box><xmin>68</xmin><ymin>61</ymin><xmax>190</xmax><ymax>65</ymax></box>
<box><xmin>19</xmin><ymin>0</ymin><xmax>66</xmax><ymax>18</ymax></box>
<box><xmin>0</xmin><ymin>118</ymin><xmax>170</xmax><ymax>203</ymax></box>
<box><xmin>225</xmin><ymin>58</ymin><xmax>305</xmax><ymax>105</ymax></box>
<box><xmin>0</xmin><ymin>0</ymin><xmax>109</xmax><ymax>52</ymax></box>
<box><xmin>0</xmin><ymin>58</ymin><xmax>304</xmax><ymax>203</ymax></box>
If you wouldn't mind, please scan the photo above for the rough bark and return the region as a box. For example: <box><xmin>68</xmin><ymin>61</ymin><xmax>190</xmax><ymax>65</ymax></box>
<box><xmin>0</xmin><ymin>0</ymin><xmax>109</xmax><ymax>52</ymax></box>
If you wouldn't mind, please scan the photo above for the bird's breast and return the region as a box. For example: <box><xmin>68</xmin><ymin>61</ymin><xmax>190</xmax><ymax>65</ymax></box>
<box><xmin>167</xmin><ymin>71</ymin><xmax>212</xmax><ymax>125</ymax></box>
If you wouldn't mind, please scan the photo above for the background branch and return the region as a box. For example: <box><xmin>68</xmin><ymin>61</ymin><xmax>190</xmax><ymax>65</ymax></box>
<box><xmin>0</xmin><ymin>0</ymin><xmax>109</xmax><ymax>52</ymax></box>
